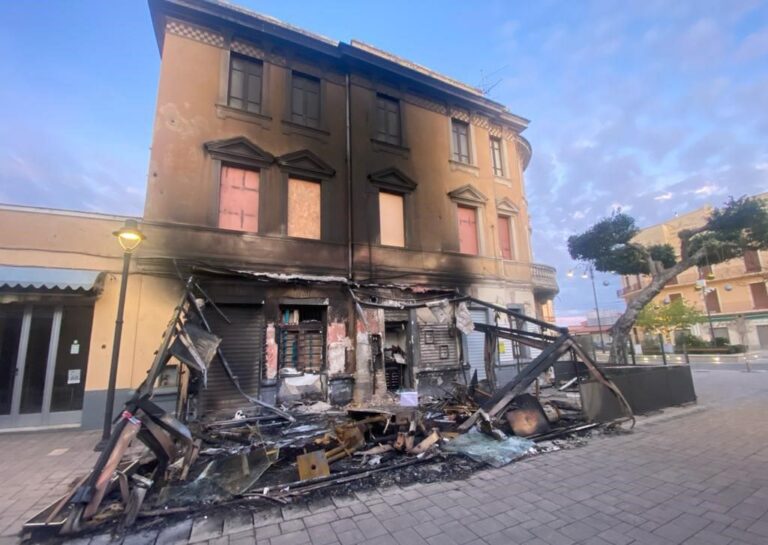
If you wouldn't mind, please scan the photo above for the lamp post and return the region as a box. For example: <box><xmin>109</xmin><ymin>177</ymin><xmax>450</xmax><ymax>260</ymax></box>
<box><xmin>95</xmin><ymin>219</ymin><xmax>145</xmax><ymax>451</ymax></box>
<box><xmin>567</xmin><ymin>265</ymin><xmax>606</xmax><ymax>350</ymax></box>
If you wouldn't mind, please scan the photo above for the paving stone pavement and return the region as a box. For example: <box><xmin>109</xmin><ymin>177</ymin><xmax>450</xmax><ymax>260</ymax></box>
<box><xmin>2</xmin><ymin>370</ymin><xmax>767</xmax><ymax>545</ymax></box>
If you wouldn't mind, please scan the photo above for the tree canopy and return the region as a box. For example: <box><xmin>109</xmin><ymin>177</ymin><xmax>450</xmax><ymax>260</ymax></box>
<box><xmin>566</xmin><ymin>195</ymin><xmax>768</xmax><ymax>364</ymax></box>
<box><xmin>567</xmin><ymin>196</ymin><xmax>768</xmax><ymax>276</ymax></box>
<box><xmin>635</xmin><ymin>298</ymin><xmax>704</xmax><ymax>339</ymax></box>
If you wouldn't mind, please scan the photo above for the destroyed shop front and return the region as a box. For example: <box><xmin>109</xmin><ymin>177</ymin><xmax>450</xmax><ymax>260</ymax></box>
<box><xmin>25</xmin><ymin>271</ymin><xmax>646</xmax><ymax>539</ymax></box>
<box><xmin>169</xmin><ymin>270</ymin><xmax>543</xmax><ymax>414</ymax></box>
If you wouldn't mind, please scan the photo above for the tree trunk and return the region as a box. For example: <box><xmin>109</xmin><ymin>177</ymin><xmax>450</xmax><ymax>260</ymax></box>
<box><xmin>609</xmin><ymin>249</ymin><xmax>706</xmax><ymax>364</ymax></box>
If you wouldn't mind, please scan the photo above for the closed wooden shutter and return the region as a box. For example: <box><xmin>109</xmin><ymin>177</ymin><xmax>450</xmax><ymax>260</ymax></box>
<box><xmin>218</xmin><ymin>166</ymin><xmax>259</xmax><ymax>232</ymax></box>
<box><xmin>744</xmin><ymin>250</ymin><xmax>762</xmax><ymax>272</ymax></box>
<box><xmin>458</xmin><ymin>206</ymin><xmax>478</xmax><ymax>255</ymax></box>
<box><xmin>705</xmin><ymin>289</ymin><xmax>721</xmax><ymax>313</ymax></box>
<box><xmin>498</xmin><ymin>216</ymin><xmax>512</xmax><ymax>259</ymax></box>
<box><xmin>203</xmin><ymin>305</ymin><xmax>264</xmax><ymax>414</ymax></box>
<box><xmin>278</xmin><ymin>323</ymin><xmax>324</xmax><ymax>372</ymax></box>
<box><xmin>750</xmin><ymin>282</ymin><xmax>768</xmax><ymax>309</ymax></box>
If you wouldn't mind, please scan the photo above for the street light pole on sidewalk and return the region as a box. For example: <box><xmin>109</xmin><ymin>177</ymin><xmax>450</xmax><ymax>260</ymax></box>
<box><xmin>95</xmin><ymin>219</ymin><xmax>145</xmax><ymax>451</ymax></box>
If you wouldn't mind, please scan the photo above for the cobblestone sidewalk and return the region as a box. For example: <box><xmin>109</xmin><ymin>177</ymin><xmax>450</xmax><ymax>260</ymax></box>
<box><xmin>2</xmin><ymin>370</ymin><xmax>767</xmax><ymax>545</ymax></box>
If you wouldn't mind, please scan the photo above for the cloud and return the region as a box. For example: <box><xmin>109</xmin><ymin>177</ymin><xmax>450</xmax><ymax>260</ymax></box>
<box><xmin>654</xmin><ymin>192</ymin><xmax>673</xmax><ymax>201</ymax></box>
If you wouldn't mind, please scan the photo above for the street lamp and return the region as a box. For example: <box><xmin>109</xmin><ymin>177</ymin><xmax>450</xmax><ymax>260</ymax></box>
<box><xmin>695</xmin><ymin>280</ymin><xmax>718</xmax><ymax>347</ymax></box>
<box><xmin>96</xmin><ymin>219</ymin><xmax>145</xmax><ymax>450</ymax></box>
<box><xmin>567</xmin><ymin>265</ymin><xmax>606</xmax><ymax>350</ymax></box>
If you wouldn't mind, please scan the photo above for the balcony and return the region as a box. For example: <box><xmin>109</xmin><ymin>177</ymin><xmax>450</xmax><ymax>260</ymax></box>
<box><xmin>531</xmin><ymin>263</ymin><xmax>558</xmax><ymax>296</ymax></box>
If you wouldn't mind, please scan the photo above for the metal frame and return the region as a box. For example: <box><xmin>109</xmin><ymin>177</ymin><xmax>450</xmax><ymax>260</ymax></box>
<box><xmin>1</xmin><ymin>305</ymin><xmax>81</xmax><ymax>429</ymax></box>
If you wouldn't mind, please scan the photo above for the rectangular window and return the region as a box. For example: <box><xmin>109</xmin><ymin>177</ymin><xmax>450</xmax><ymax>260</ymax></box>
<box><xmin>705</xmin><ymin>288</ymin><xmax>721</xmax><ymax>313</ymax></box>
<box><xmin>379</xmin><ymin>192</ymin><xmax>405</xmax><ymax>247</ymax></box>
<box><xmin>451</xmin><ymin>120</ymin><xmax>470</xmax><ymax>163</ymax></box>
<box><xmin>698</xmin><ymin>265</ymin><xmax>713</xmax><ymax>279</ymax></box>
<box><xmin>376</xmin><ymin>95</ymin><xmax>401</xmax><ymax>146</ymax></box>
<box><xmin>750</xmin><ymin>282</ymin><xmax>768</xmax><ymax>309</ymax></box>
<box><xmin>218</xmin><ymin>165</ymin><xmax>259</xmax><ymax>232</ymax></box>
<box><xmin>497</xmin><ymin>215</ymin><xmax>513</xmax><ymax>260</ymax></box>
<box><xmin>228</xmin><ymin>56</ymin><xmax>263</xmax><ymax>113</ymax></box>
<box><xmin>287</xmin><ymin>177</ymin><xmax>321</xmax><ymax>239</ymax></box>
<box><xmin>744</xmin><ymin>250</ymin><xmax>762</xmax><ymax>272</ymax></box>
<box><xmin>291</xmin><ymin>72</ymin><xmax>321</xmax><ymax>128</ymax></box>
<box><xmin>490</xmin><ymin>137</ymin><xmax>504</xmax><ymax>177</ymax></box>
<box><xmin>457</xmin><ymin>205</ymin><xmax>479</xmax><ymax>255</ymax></box>
<box><xmin>669</xmin><ymin>293</ymin><xmax>683</xmax><ymax>302</ymax></box>
<box><xmin>713</xmin><ymin>327</ymin><xmax>730</xmax><ymax>342</ymax></box>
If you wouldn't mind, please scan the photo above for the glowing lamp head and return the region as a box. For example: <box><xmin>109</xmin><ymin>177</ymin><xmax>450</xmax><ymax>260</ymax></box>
<box><xmin>113</xmin><ymin>219</ymin><xmax>145</xmax><ymax>253</ymax></box>
<box><xmin>580</xmin><ymin>272</ymin><xmax>589</xmax><ymax>279</ymax></box>
<box><xmin>566</xmin><ymin>270</ymin><xmax>574</xmax><ymax>278</ymax></box>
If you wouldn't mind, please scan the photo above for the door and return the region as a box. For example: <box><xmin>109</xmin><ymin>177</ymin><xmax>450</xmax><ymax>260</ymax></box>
<box><xmin>466</xmin><ymin>308</ymin><xmax>488</xmax><ymax>380</ymax></box>
<box><xmin>204</xmin><ymin>305</ymin><xmax>265</xmax><ymax>414</ymax></box>
<box><xmin>0</xmin><ymin>304</ymin><xmax>89</xmax><ymax>429</ymax></box>
<box><xmin>758</xmin><ymin>325</ymin><xmax>768</xmax><ymax>349</ymax></box>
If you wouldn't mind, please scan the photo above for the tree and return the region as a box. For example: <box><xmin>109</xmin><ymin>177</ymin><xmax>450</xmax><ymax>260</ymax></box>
<box><xmin>568</xmin><ymin>196</ymin><xmax>768</xmax><ymax>364</ymax></box>
<box><xmin>635</xmin><ymin>298</ymin><xmax>704</xmax><ymax>341</ymax></box>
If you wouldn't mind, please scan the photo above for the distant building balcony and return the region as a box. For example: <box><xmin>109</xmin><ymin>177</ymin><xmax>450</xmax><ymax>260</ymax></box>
<box><xmin>531</xmin><ymin>262</ymin><xmax>558</xmax><ymax>296</ymax></box>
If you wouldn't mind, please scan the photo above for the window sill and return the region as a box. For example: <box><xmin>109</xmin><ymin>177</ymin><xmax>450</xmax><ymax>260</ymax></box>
<box><xmin>215</xmin><ymin>103</ymin><xmax>272</xmax><ymax>126</ymax></box>
<box><xmin>448</xmin><ymin>160</ymin><xmax>479</xmax><ymax>176</ymax></box>
<box><xmin>493</xmin><ymin>176</ymin><xmax>513</xmax><ymax>187</ymax></box>
<box><xmin>281</xmin><ymin>119</ymin><xmax>330</xmax><ymax>140</ymax></box>
<box><xmin>371</xmin><ymin>138</ymin><xmax>410</xmax><ymax>157</ymax></box>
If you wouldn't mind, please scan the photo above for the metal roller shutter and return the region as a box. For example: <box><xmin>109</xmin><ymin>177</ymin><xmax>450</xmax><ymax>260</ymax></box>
<box><xmin>384</xmin><ymin>309</ymin><xmax>409</xmax><ymax>322</ymax></box>
<box><xmin>419</xmin><ymin>324</ymin><xmax>458</xmax><ymax>368</ymax></box>
<box><xmin>466</xmin><ymin>309</ymin><xmax>488</xmax><ymax>380</ymax></box>
<box><xmin>202</xmin><ymin>305</ymin><xmax>265</xmax><ymax>414</ymax></box>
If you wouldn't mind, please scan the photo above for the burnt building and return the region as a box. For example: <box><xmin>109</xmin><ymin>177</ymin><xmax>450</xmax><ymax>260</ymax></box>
<box><xmin>136</xmin><ymin>0</ymin><xmax>559</xmax><ymax>410</ymax></box>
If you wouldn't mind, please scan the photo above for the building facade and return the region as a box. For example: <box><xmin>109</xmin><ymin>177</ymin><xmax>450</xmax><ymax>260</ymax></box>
<box><xmin>618</xmin><ymin>195</ymin><xmax>768</xmax><ymax>350</ymax></box>
<box><xmin>0</xmin><ymin>0</ymin><xmax>558</xmax><ymax>430</ymax></box>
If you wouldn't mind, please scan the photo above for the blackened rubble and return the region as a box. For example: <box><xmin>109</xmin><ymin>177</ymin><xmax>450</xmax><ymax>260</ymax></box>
<box><xmin>22</xmin><ymin>275</ymin><xmax>636</xmax><ymax>542</ymax></box>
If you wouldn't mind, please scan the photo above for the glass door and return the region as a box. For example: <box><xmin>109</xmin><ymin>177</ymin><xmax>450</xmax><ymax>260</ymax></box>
<box><xmin>0</xmin><ymin>304</ymin><xmax>87</xmax><ymax>429</ymax></box>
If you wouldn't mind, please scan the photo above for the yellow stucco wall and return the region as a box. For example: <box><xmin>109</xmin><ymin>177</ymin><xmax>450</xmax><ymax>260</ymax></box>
<box><xmin>0</xmin><ymin>206</ymin><xmax>179</xmax><ymax>392</ymax></box>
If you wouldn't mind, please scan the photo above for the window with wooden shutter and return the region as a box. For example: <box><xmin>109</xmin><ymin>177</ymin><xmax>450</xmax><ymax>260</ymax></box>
<box><xmin>379</xmin><ymin>192</ymin><xmax>405</xmax><ymax>247</ymax></box>
<box><xmin>287</xmin><ymin>178</ymin><xmax>321</xmax><ymax>239</ymax></box>
<box><xmin>376</xmin><ymin>95</ymin><xmax>401</xmax><ymax>145</ymax></box>
<box><xmin>228</xmin><ymin>56</ymin><xmax>263</xmax><ymax>113</ymax></box>
<box><xmin>751</xmin><ymin>282</ymin><xmax>768</xmax><ymax>309</ymax></box>
<box><xmin>497</xmin><ymin>215</ymin><xmax>513</xmax><ymax>259</ymax></box>
<box><xmin>291</xmin><ymin>73</ymin><xmax>321</xmax><ymax>128</ymax></box>
<box><xmin>744</xmin><ymin>250</ymin><xmax>762</xmax><ymax>272</ymax></box>
<box><xmin>705</xmin><ymin>288</ymin><xmax>721</xmax><ymax>313</ymax></box>
<box><xmin>218</xmin><ymin>165</ymin><xmax>259</xmax><ymax>232</ymax></box>
<box><xmin>457</xmin><ymin>205</ymin><xmax>479</xmax><ymax>255</ymax></box>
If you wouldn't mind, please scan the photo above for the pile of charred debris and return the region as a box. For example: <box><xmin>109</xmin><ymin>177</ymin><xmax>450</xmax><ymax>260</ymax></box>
<box><xmin>24</xmin><ymin>276</ymin><xmax>634</xmax><ymax>541</ymax></box>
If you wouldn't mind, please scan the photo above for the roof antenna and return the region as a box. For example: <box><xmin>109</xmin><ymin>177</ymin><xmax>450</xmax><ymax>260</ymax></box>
<box><xmin>478</xmin><ymin>65</ymin><xmax>508</xmax><ymax>95</ymax></box>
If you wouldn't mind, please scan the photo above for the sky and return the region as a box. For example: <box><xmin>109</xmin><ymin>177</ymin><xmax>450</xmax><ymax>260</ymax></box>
<box><xmin>1</xmin><ymin>0</ymin><xmax>767</xmax><ymax>323</ymax></box>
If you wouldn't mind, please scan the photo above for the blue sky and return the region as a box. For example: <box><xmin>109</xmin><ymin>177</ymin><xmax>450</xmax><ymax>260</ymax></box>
<box><xmin>1</xmin><ymin>0</ymin><xmax>766</xmax><ymax>323</ymax></box>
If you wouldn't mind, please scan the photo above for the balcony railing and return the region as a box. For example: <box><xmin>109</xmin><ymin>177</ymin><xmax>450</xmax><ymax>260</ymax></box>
<box><xmin>531</xmin><ymin>263</ymin><xmax>558</xmax><ymax>293</ymax></box>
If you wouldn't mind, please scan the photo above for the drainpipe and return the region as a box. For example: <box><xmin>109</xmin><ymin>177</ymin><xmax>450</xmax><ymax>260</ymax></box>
<box><xmin>345</xmin><ymin>73</ymin><xmax>353</xmax><ymax>280</ymax></box>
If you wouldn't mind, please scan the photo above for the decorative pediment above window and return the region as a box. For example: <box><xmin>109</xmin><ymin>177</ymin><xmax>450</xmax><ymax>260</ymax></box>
<box><xmin>277</xmin><ymin>150</ymin><xmax>336</xmax><ymax>179</ymax></box>
<box><xmin>447</xmin><ymin>184</ymin><xmax>487</xmax><ymax>207</ymax></box>
<box><xmin>204</xmin><ymin>137</ymin><xmax>274</xmax><ymax>168</ymax></box>
<box><xmin>368</xmin><ymin>168</ymin><xmax>417</xmax><ymax>193</ymax></box>
<box><xmin>496</xmin><ymin>197</ymin><xmax>520</xmax><ymax>215</ymax></box>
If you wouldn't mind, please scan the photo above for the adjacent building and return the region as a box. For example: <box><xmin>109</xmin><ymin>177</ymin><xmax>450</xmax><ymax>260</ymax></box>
<box><xmin>618</xmin><ymin>194</ymin><xmax>768</xmax><ymax>349</ymax></box>
<box><xmin>0</xmin><ymin>0</ymin><xmax>558</xmax><ymax>430</ymax></box>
